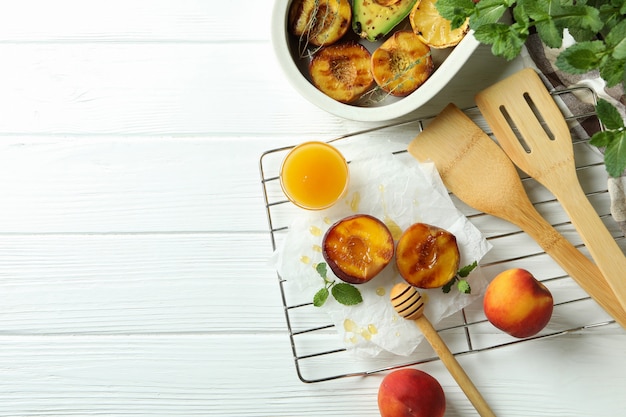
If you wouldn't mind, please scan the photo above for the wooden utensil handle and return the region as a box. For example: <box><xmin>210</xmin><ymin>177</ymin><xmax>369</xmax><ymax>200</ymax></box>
<box><xmin>415</xmin><ymin>316</ymin><xmax>497</xmax><ymax>417</ymax></box>
<box><xmin>550</xmin><ymin>181</ymin><xmax>626</xmax><ymax>313</ymax></box>
<box><xmin>516</xmin><ymin>206</ymin><xmax>626</xmax><ymax>329</ymax></box>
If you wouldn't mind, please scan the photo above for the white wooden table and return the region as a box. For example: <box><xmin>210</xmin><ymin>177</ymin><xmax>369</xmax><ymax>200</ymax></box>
<box><xmin>0</xmin><ymin>1</ymin><xmax>624</xmax><ymax>416</ymax></box>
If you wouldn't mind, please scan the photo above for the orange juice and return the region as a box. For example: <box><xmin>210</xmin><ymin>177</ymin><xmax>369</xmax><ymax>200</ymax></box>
<box><xmin>280</xmin><ymin>141</ymin><xmax>349</xmax><ymax>210</ymax></box>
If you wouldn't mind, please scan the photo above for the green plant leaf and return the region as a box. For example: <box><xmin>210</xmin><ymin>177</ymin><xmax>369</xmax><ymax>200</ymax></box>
<box><xmin>590</xmin><ymin>130</ymin><xmax>614</xmax><ymax>148</ymax></box>
<box><xmin>590</xmin><ymin>99</ymin><xmax>626</xmax><ymax>177</ymax></box>
<box><xmin>457</xmin><ymin>279</ymin><xmax>471</xmax><ymax>294</ymax></box>
<box><xmin>606</xmin><ymin>19</ymin><xmax>626</xmax><ymax>59</ymax></box>
<box><xmin>603</xmin><ymin>130</ymin><xmax>626</xmax><ymax>177</ymax></box>
<box><xmin>535</xmin><ymin>19</ymin><xmax>563</xmax><ymax>48</ymax></box>
<box><xmin>315</xmin><ymin>262</ymin><xmax>328</xmax><ymax>278</ymax></box>
<box><xmin>470</xmin><ymin>0</ymin><xmax>513</xmax><ymax>27</ymax></box>
<box><xmin>474</xmin><ymin>23</ymin><xmax>527</xmax><ymax>60</ymax></box>
<box><xmin>442</xmin><ymin>278</ymin><xmax>455</xmax><ymax>294</ymax></box>
<box><xmin>458</xmin><ymin>260</ymin><xmax>478</xmax><ymax>278</ymax></box>
<box><xmin>313</xmin><ymin>287</ymin><xmax>330</xmax><ymax>307</ymax></box>
<box><xmin>560</xmin><ymin>4</ymin><xmax>603</xmax><ymax>33</ymax></box>
<box><xmin>436</xmin><ymin>0</ymin><xmax>475</xmax><ymax>29</ymax></box>
<box><xmin>331</xmin><ymin>283</ymin><xmax>363</xmax><ymax>306</ymax></box>
<box><xmin>555</xmin><ymin>41</ymin><xmax>606</xmax><ymax>73</ymax></box>
<box><xmin>596</xmin><ymin>98</ymin><xmax>625</xmax><ymax>130</ymax></box>
<box><xmin>599</xmin><ymin>56</ymin><xmax>626</xmax><ymax>87</ymax></box>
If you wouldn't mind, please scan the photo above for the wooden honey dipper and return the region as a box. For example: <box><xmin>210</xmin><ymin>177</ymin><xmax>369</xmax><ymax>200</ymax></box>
<box><xmin>390</xmin><ymin>282</ymin><xmax>497</xmax><ymax>417</ymax></box>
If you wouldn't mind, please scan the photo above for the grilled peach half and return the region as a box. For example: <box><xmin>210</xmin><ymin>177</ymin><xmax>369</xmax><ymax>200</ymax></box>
<box><xmin>371</xmin><ymin>30</ymin><xmax>434</xmax><ymax>96</ymax></box>
<box><xmin>396</xmin><ymin>223</ymin><xmax>460</xmax><ymax>288</ymax></box>
<box><xmin>289</xmin><ymin>0</ymin><xmax>352</xmax><ymax>47</ymax></box>
<box><xmin>309</xmin><ymin>42</ymin><xmax>374</xmax><ymax>103</ymax></box>
<box><xmin>323</xmin><ymin>214</ymin><xmax>394</xmax><ymax>284</ymax></box>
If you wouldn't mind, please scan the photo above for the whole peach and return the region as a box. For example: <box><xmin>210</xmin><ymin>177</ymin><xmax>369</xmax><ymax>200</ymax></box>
<box><xmin>378</xmin><ymin>368</ymin><xmax>445</xmax><ymax>417</ymax></box>
<box><xmin>483</xmin><ymin>268</ymin><xmax>554</xmax><ymax>338</ymax></box>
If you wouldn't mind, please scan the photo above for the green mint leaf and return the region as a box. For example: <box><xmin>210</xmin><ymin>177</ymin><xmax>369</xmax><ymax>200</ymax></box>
<box><xmin>315</xmin><ymin>262</ymin><xmax>328</xmax><ymax>279</ymax></box>
<box><xmin>603</xmin><ymin>130</ymin><xmax>626</xmax><ymax>177</ymax></box>
<box><xmin>436</xmin><ymin>0</ymin><xmax>475</xmax><ymax>29</ymax></box>
<box><xmin>331</xmin><ymin>283</ymin><xmax>363</xmax><ymax>306</ymax></box>
<box><xmin>596</xmin><ymin>98</ymin><xmax>625</xmax><ymax>130</ymax></box>
<box><xmin>590</xmin><ymin>130</ymin><xmax>614</xmax><ymax>148</ymax></box>
<box><xmin>458</xmin><ymin>260</ymin><xmax>478</xmax><ymax>278</ymax></box>
<box><xmin>313</xmin><ymin>287</ymin><xmax>330</xmax><ymax>307</ymax></box>
<box><xmin>520</xmin><ymin>0</ymin><xmax>550</xmax><ymax>22</ymax></box>
<box><xmin>606</xmin><ymin>20</ymin><xmax>626</xmax><ymax>59</ymax></box>
<box><xmin>559</xmin><ymin>4</ymin><xmax>603</xmax><ymax>34</ymax></box>
<box><xmin>555</xmin><ymin>41</ymin><xmax>606</xmax><ymax>74</ymax></box>
<box><xmin>470</xmin><ymin>0</ymin><xmax>513</xmax><ymax>27</ymax></box>
<box><xmin>534</xmin><ymin>18</ymin><xmax>563</xmax><ymax>49</ymax></box>
<box><xmin>599</xmin><ymin>56</ymin><xmax>626</xmax><ymax>88</ymax></box>
<box><xmin>474</xmin><ymin>23</ymin><xmax>526</xmax><ymax>60</ymax></box>
<box><xmin>457</xmin><ymin>279</ymin><xmax>472</xmax><ymax>294</ymax></box>
<box><xmin>442</xmin><ymin>278</ymin><xmax>455</xmax><ymax>294</ymax></box>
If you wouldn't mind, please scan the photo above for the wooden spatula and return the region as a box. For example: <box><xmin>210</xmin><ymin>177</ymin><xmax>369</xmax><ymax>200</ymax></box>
<box><xmin>475</xmin><ymin>68</ymin><xmax>626</xmax><ymax>316</ymax></box>
<box><xmin>407</xmin><ymin>103</ymin><xmax>626</xmax><ymax>329</ymax></box>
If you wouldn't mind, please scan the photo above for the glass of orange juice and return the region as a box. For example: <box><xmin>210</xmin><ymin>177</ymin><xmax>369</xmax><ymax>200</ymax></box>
<box><xmin>280</xmin><ymin>141</ymin><xmax>349</xmax><ymax>210</ymax></box>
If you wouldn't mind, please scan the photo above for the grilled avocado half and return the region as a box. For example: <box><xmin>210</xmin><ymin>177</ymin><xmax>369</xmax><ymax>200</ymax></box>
<box><xmin>352</xmin><ymin>0</ymin><xmax>419</xmax><ymax>42</ymax></box>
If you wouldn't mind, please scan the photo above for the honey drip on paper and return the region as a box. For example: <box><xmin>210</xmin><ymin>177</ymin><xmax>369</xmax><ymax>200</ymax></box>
<box><xmin>348</xmin><ymin>192</ymin><xmax>361</xmax><ymax>212</ymax></box>
<box><xmin>385</xmin><ymin>217</ymin><xmax>403</xmax><ymax>241</ymax></box>
<box><xmin>311</xmin><ymin>244</ymin><xmax>322</xmax><ymax>253</ymax></box>
<box><xmin>376</xmin><ymin>287</ymin><xmax>386</xmax><ymax>296</ymax></box>
<box><xmin>309</xmin><ymin>225</ymin><xmax>323</xmax><ymax>236</ymax></box>
<box><xmin>343</xmin><ymin>319</ymin><xmax>377</xmax><ymax>343</ymax></box>
<box><xmin>300</xmin><ymin>255</ymin><xmax>311</xmax><ymax>264</ymax></box>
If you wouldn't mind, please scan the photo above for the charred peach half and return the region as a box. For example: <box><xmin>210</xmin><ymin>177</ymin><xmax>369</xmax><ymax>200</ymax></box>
<box><xmin>289</xmin><ymin>0</ymin><xmax>352</xmax><ymax>47</ymax></box>
<box><xmin>396</xmin><ymin>223</ymin><xmax>460</xmax><ymax>288</ymax></box>
<box><xmin>323</xmin><ymin>214</ymin><xmax>394</xmax><ymax>284</ymax></box>
<box><xmin>309</xmin><ymin>42</ymin><xmax>374</xmax><ymax>103</ymax></box>
<box><xmin>371</xmin><ymin>30</ymin><xmax>434</xmax><ymax>97</ymax></box>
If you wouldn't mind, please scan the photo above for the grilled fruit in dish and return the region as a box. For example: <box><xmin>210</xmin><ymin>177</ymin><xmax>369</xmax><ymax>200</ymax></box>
<box><xmin>409</xmin><ymin>0</ymin><xmax>469</xmax><ymax>48</ymax></box>
<box><xmin>309</xmin><ymin>42</ymin><xmax>375</xmax><ymax>103</ymax></box>
<box><xmin>375</xmin><ymin>0</ymin><xmax>405</xmax><ymax>6</ymax></box>
<box><xmin>289</xmin><ymin>0</ymin><xmax>352</xmax><ymax>47</ymax></box>
<box><xmin>371</xmin><ymin>31</ymin><xmax>434</xmax><ymax>96</ymax></box>
<box><xmin>396</xmin><ymin>223</ymin><xmax>460</xmax><ymax>288</ymax></box>
<box><xmin>353</xmin><ymin>0</ymin><xmax>419</xmax><ymax>41</ymax></box>
<box><xmin>323</xmin><ymin>214</ymin><xmax>394</xmax><ymax>284</ymax></box>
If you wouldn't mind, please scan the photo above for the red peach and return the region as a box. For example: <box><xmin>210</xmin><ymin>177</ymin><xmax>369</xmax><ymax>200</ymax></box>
<box><xmin>483</xmin><ymin>268</ymin><xmax>554</xmax><ymax>338</ymax></box>
<box><xmin>378</xmin><ymin>368</ymin><xmax>445</xmax><ymax>417</ymax></box>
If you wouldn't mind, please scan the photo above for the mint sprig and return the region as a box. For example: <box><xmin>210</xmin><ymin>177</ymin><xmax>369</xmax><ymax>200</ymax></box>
<box><xmin>313</xmin><ymin>263</ymin><xmax>363</xmax><ymax>307</ymax></box>
<box><xmin>590</xmin><ymin>98</ymin><xmax>626</xmax><ymax>177</ymax></box>
<box><xmin>442</xmin><ymin>260</ymin><xmax>478</xmax><ymax>294</ymax></box>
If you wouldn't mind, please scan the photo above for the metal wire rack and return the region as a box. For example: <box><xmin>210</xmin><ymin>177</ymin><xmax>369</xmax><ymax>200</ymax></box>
<box><xmin>259</xmin><ymin>87</ymin><xmax>622</xmax><ymax>383</ymax></box>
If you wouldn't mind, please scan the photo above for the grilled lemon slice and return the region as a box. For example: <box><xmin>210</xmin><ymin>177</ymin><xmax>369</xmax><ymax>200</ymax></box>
<box><xmin>409</xmin><ymin>0</ymin><xmax>469</xmax><ymax>48</ymax></box>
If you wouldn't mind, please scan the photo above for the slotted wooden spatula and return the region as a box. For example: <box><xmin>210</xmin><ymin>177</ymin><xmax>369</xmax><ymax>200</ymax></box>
<box><xmin>475</xmin><ymin>67</ymin><xmax>626</xmax><ymax>315</ymax></box>
<box><xmin>407</xmin><ymin>103</ymin><xmax>626</xmax><ymax>329</ymax></box>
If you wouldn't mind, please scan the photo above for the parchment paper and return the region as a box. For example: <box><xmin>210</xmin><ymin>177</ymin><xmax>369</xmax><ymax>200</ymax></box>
<box><xmin>272</xmin><ymin>149</ymin><xmax>492</xmax><ymax>357</ymax></box>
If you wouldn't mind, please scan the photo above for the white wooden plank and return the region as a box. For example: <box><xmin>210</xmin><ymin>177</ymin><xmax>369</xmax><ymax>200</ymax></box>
<box><xmin>0</xmin><ymin>137</ymin><xmax>276</xmax><ymax>232</ymax></box>
<box><xmin>0</xmin><ymin>0</ymin><xmax>271</xmax><ymax>42</ymax></box>
<box><xmin>0</xmin><ymin>331</ymin><xmax>624</xmax><ymax>416</ymax></box>
<box><xmin>0</xmin><ymin>233</ymin><xmax>287</xmax><ymax>334</ymax></box>
<box><xmin>0</xmin><ymin>42</ymin><xmax>339</xmax><ymax>136</ymax></box>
